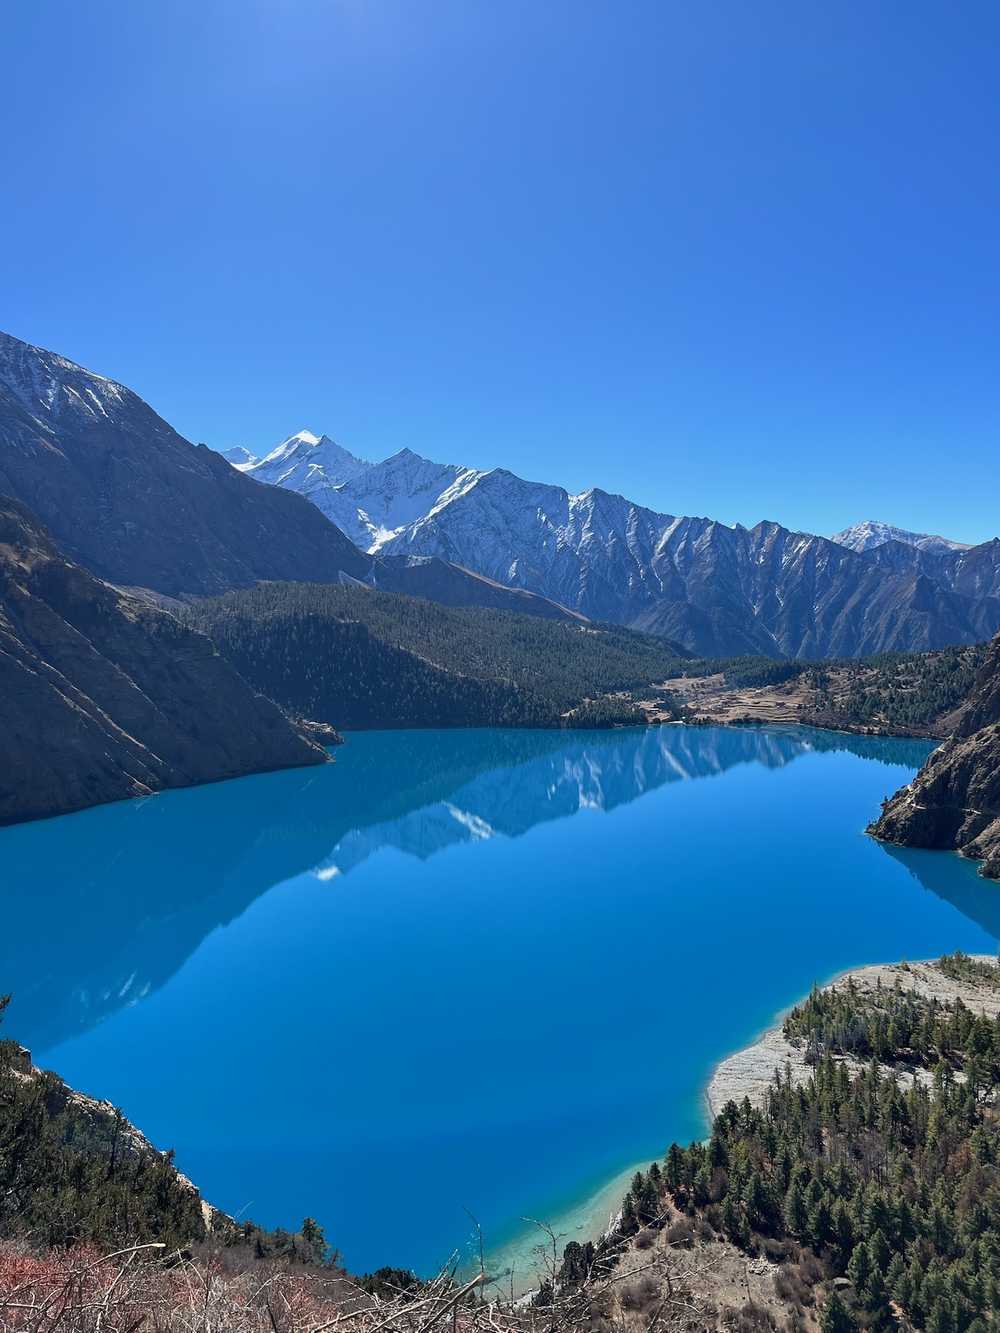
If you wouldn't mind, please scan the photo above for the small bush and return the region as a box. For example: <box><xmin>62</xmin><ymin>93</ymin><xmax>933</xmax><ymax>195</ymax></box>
<box><xmin>797</xmin><ymin>1250</ymin><xmax>824</xmax><ymax>1286</ymax></box>
<box><xmin>665</xmin><ymin>1219</ymin><xmax>696</xmax><ymax>1248</ymax></box>
<box><xmin>761</xmin><ymin>1237</ymin><xmax>798</xmax><ymax>1263</ymax></box>
<box><xmin>731</xmin><ymin>1302</ymin><xmax>779</xmax><ymax>1332</ymax></box>
<box><xmin>620</xmin><ymin>1274</ymin><xmax>659</xmax><ymax>1312</ymax></box>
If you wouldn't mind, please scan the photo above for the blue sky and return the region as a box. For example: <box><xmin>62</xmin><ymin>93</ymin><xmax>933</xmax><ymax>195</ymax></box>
<box><xmin>3</xmin><ymin>1</ymin><xmax>998</xmax><ymax>542</ymax></box>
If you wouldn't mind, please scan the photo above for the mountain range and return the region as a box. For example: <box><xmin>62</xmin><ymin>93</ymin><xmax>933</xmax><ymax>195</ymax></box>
<box><xmin>1</xmin><ymin>326</ymin><xmax>997</xmax><ymax>668</ymax></box>
<box><xmin>0</xmin><ymin>332</ymin><xmax>576</xmax><ymax>622</ymax></box>
<box><xmin>238</xmin><ymin>428</ymin><xmax>1000</xmax><ymax>658</ymax></box>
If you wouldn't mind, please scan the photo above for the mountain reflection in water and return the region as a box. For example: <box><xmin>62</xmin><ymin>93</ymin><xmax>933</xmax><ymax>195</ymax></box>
<box><xmin>0</xmin><ymin>725</ymin><xmax>937</xmax><ymax>1053</ymax></box>
<box><xmin>2</xmin><ymin>723</ymin><xmax>997</xmax><ymax>1280</ymax></box>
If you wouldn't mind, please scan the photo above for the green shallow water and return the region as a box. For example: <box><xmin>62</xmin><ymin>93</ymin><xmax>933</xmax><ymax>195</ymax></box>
<box><xmin>1</xmin><ymin>725</ymin><xmax>997</xmax><ymax>1283</ymax></box>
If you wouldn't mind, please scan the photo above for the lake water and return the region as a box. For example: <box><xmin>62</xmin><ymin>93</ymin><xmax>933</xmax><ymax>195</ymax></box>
<box><xmin>2</xmin><ymin>725</ymin><xmax>998</xmax><ymax>1283</ymax></box>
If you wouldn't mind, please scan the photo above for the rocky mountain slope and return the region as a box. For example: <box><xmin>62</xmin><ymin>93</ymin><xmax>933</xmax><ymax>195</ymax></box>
<box><xmin>0</xmin><ymin>495</ymin><xmax>326</xmax><ymax>824</ymax></box>
<box><xmin>0</xmin><ymin>332</ymin><xmax>371</xmax><ymax>595</ymax></box>
<box><xmin>0</xmin><ymin>333</ymin><xmax>586</xmax><ymax>624</ymax></box>
<box><xmin>830</xmin><ymin>519</ymin><xmax>970</xmax><ymax>554</ymax></box>
<box><xmin>247</xmin><ymin>431</ymin><xmax>1000</xmax><ymax>657</ymax></box>
<box><xmin>870</xmin><ymin>631</ymin><xmax>1000</xmax><ymax>878</ymax></box>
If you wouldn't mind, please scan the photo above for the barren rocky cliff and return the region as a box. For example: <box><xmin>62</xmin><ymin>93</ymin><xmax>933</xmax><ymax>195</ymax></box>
<box><xmin>870</xmin><ymin>631</ymin><xmax>1000</xmax><ymax>878</ymax></box>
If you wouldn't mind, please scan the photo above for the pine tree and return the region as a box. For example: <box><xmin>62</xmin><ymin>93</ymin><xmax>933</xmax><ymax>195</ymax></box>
<box><xmin>820</xmin><ymin>1292</ymin><xmax>857</xmax><ymax>1333</ymax></box>
<box><xmin>664</xmin><ymin>1143</ymin><xmax>684</xmax><ymax>1191</ymax></box>
<box><xmin>846</xmin><ymin>1242</ymin><xmax>871</xmax><ymax>1300</ymax></box>
<box><xmin>300</xmin><ymin>1216</ymin><xmax>327</xmax><ymax>1264</ymax></box>
<box><xmin>926</xmin><ymin>1297</ymin><xmax>956</xmax><ymax>1333</ymax></box>
<box><xmin>783</xmin><ymin>1177</ymin><xmax>808</xmax><ymax>1237</ymax></box>
<box><xmin>808</xmin><ymin>1194</ymin><xmax>833</xmax><ymax>1250</ymax></box>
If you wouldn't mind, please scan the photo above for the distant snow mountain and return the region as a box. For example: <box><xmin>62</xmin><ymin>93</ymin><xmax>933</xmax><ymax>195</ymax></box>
<box><xmin>218</xmin><ymin>445</ymin><xmax>258</xmax><ymax>468</ymax></box>
<box><xmin>251</xmin><ymin>430</ymin><xmax>370</xmax><ymax>487</ymax></box>
<box><xmin>831</xmin><ymin>520</ymin><xmax>970</xmax><ymax>555</ymax></box>
<box><xmin>244</xmin><ymin>431</ymin><xmax>1000</xmax><ymax>658</ymax></box>
<box><xmin>244</xmin><ymin>435</ymin><xmax>483</xmax><ymax>551</ymax></box>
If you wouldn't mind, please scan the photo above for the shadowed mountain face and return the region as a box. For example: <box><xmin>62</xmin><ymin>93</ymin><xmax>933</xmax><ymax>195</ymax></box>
<box><xmin>0</xmin><ymin>332</ymin><xmax>579</xmax><ymax>623</ymax></box>
<box><xmin>871</xmin><ymin>632</ymin><xmax>1000</xmax><ymax>878</ymax></box>
<box><xmin>0</xmin><ymin>724</ymin><xmax>932</xmax><ymax>1054</ymax></box>
<box><xmin>0</xmin><ymin>496</ymin><xmax>326</xmax><ymax>824</ymax></box>
<box><xmin>246</xmin><ymin>432</ymin><xmax>1000</xmax><ymax>658</ymax></box>
<box><xmin>0</xmin><ymin>332</ymin><xmax>370</xmax><ymax>596</ymax></box>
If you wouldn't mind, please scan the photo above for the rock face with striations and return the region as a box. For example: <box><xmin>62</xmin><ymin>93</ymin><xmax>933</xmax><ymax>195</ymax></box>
<box><xmin>0</xmin><ymin>495</ymin><xmax>327</xmax><ymax>824</ymax></box>
<box><xmin>870</xmin><ymin>633</ymin><xmax>1000</xmax><ymax>879</ymax></box>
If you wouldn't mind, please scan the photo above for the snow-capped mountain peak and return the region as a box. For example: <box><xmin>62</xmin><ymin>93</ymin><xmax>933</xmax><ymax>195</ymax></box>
<box><xmin>217</xmin><ymin>445</ymin><xmax>258</xmax><ymax>469</ymax></box>
<box><xmin>247</xmin><ymin>430</ymin><xmax>371</xmax><ymax>492</ymax></box>
<box><xmin>244</xmin><ymin>430</ymin><xmax>487</xmax><ymax>552</ymax></box>
<box><xmin>831</xmin><ymin>519</ymin><xmax>970</xmax><ymax>554</ymax></box>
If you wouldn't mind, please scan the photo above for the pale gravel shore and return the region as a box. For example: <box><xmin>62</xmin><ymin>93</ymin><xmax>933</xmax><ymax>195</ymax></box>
<box><xmin>706</xmin><ymin>956</ymin><xmax>1000</xmax><ymax>1120</ymax></box>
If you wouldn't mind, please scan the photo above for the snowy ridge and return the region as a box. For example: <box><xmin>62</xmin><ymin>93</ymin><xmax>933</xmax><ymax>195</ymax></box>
<box><xmin>244</xmin><ymin>437</ymin><xmax>484</xmax><ymax>552</ymax></box>
<box><xmin>831</xmin><ymin>519</ymin><xmax>970</xmax><ymax>554</ymax></box>
<box><xmin>217</xmin><ymin>445</ymin><xmax>258</xmax><ymax>468</ymax></box>
<box><xmin>0</xmin><ymin>330</ymin><xmax>129</xmax><ymax>426</ymax></box>
<box><xmin>244</xmin><ymin>423</ymin><xmax>1000</xmax><ymax>658</ymax></box>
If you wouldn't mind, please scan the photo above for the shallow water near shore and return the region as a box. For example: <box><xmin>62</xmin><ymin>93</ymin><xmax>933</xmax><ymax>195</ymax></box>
<box><xmin>2</xmin><ymin>725</ymin><xmax>998</xmax><ymax>1282</ymax></box>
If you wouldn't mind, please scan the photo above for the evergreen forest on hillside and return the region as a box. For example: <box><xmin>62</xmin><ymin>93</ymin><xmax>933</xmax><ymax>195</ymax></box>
<box><xmin>182</xmin><ymin>583</ymin><xmax>689</xmax><ymax>730</ymax></box>
<box><xmin>0</xmin><ymin>996</ymin><xmax>332</xmax><ymax>1267</ymax></box>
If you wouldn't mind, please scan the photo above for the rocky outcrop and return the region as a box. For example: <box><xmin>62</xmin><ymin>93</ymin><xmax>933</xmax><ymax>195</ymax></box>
<box><xmin>0</xmin><ymin>495</ymin><xmax>327</xmax><ymax>824</ymax></box>
<box><xmin>870</xmin><ymin>633</ymin><xmax>1000</xmax><ymax>878</ymax></box>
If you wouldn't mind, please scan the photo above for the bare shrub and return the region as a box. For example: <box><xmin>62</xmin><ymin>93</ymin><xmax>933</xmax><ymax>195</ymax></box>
<box><xmin>760</xmin><ymin>1237</ymin><xmax>796</xmax><ymax>1263</ymax></box>
<box><xmin>797</xmin><ymin>1249</ymin><xmax>824</xmax><ymax>1286</ymax></box>
<box><xmin>620</xmin><ymin>1273</ymin><xmax>660</xmax><ymax>1312</ymax></box>
<box><xmin>665</xmin><ymin>1219</ymin><xmax>696</xmax><ymax>1249</ymax></box>
<box><xmin>730</xmin><ymin>1301</ymin><xmax>780</xmax><ymax>1332</ymax></box>
<box><xmin>773</xmin><ymin>1268</ymin><xmax>808</xmax><ymax>1310</ymax></box>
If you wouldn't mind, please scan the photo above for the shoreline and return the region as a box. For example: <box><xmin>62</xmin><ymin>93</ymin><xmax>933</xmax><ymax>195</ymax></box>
<box><xmin>706</xmin><ymin>954</ymin><xmax>1000</xmax><ymax>1118</ymax></box>
<box><xmin>495</xmin><ymin>952</ymin><xmax>1000</xmax><ymax>1299</ymax></box>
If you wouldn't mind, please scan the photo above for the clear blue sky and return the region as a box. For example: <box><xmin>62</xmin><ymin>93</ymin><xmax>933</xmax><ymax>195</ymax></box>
<box><xmin>3</xmin><ymin>1</ymin><xmax>998</xmax><ymax>542</ymax></box>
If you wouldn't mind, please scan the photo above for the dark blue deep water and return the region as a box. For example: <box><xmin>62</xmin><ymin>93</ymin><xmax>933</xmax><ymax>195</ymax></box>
<box><xmin>2</xmin><ymin>726</ymin><xmax>998</xmax><ymax>1280</ymax></box>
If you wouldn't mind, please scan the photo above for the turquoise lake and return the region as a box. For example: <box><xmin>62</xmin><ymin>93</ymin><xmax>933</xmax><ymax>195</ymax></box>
<box><xmin>2</xmin><ymin>725</ymin><xmax>999</xmax><ymax>1282</ymax></box>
